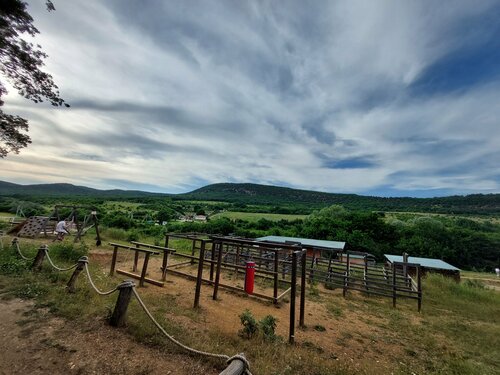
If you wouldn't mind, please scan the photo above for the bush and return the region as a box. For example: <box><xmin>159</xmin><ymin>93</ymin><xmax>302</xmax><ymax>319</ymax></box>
<box><xmin>259</xmin><ymin>315</ymin><xmax>278</xmax><ymax>341</ymax></box>
<box><xmin>239</xmin><ymin>309</ymin><xmax>259</xmax><ymax>338</ymax></box>
<box><xmin>49</xmin><ymin>242</ymin><xmax>88</xmax><ymax>262</ymax></box>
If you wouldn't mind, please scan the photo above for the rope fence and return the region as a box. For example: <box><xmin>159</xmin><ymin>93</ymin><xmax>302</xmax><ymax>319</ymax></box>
<box><xmin>4</xmin><ymin>237</ymin><xmax>252</xmax><ymax>375</ymax></box>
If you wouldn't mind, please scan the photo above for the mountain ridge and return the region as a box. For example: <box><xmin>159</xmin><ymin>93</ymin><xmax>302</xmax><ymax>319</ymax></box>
<box><xmin>1</xmin><ymin>180</ymin><xmax>499</xmax><ymax>214</ymax></box>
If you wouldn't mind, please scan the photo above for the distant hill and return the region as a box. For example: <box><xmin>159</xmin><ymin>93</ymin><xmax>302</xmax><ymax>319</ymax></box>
<box><xmin>0</xmin><ymin>181</ymin><xmax>164</xmax><ymax>198</ymax></box>
<box><xmin>182</xmin><ymin>183</ymin><xmax>500</xmax><ymax>214</ymax></box>
<box><xmin>1</xmin><ymin>180</ymin><xmax>499</xmax><ymax>214</ymax></box>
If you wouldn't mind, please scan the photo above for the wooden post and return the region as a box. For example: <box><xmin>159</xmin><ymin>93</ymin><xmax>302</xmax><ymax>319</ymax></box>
<box><xmin>235</xmin><ymin>245</ymin><xmax>240</xmax><ymax>276</ymax></box>
<box><xmin>219</xmin><ymin>353</ymin><xmax>247</xmax><ymax>375</ymax></box>
<box><xmin>210</xmin><ymin>241</ymin><xmax>216</xmax><ymax>281</ymax></box>
<box><xmin>403</xmin><ymin>252</ymin><xmax>409</xmax><ymax>287</ymax></box>
<box><xmin>417</xmin><ymin>265</ymin><xmax>422</xmax><ymax>312</ymax></box>
<box><xmin>31</xmin><ymin>245</ymin><xmax>47</xmax><ymax>271</ymax></box>
<box><xmin>190</xmin><ymin>239</ymin><xmax>196</xmax><ymax>264</ymax></box>
<box><xmin>392</xmin><ymin>262</ymin><xmax>397</xmax><ymax>308</ymax></box>
<box><xmin>93</xmin><ymin>212</ymin><xmax>101</xmax><ymax>246</ymax></box>
<box><xmin>309</xmin><ymin>254</ymin><xmax>315</xmax><ymax>283</ymax></box>
<box><xmin>133</xmin><ymin>243</ymin><xmax>140</xmax><ymax>272</ymax></box>
<box><xmin>299</xmin><ymin>250</ymin><xmax>306</xmax><ymax>328</ymax></box>
<box><xmin>73</xmin><ymin>208</ymin><xmax>82</xmax><ymax>243</ymax></box>
<box><xmin>161</xmin><ymin>249</ymin><xmax>170</xmax><ymax>282</ymax></box>
<box><xmin>273</xmin><ymin>251</ymin><xmax>279</xmax><ymax>304</ymax></box>
<box><xmin>193</xmin><ymin>240</ymin><xmax>206</xmax><ymax>308</ymax></box>
<box><xmin>364</xmin><ymin>254</ymin><xmax>368</xmax><ymax>293</ymax></box>
<box><xmin>66</xmin><ymin>256</ymin><xmax>88</xmax><ymax>293</ymax></box>
<box><xmin>109</xmin><ymin>246</ymin><xmax>118</xmax><ymax>276</ymax></box>
<box><xmin>139</xmin><ymin>252</ymin><xmax>151</xmax><ymax>287</ymax></box>
<box><xmin>109</xmin><ymin>280</ymin><xmax>135</xmax><ymax>327</ymax></box>
<box><xmin>289</xmin><ymin>251</ymin><xmax>298</xmax><ymax>344</ymax></box>
<box><xmin>164</xmin><ymin>234</ymin><xmax>169</xmax><ymax>249</ymax></box>
<box><xmin>212</xmin><ymin>241</ymin><xmax>224</xmax><ymax>300</ymax></box>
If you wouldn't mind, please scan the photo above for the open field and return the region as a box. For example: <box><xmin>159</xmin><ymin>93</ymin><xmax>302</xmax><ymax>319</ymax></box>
<box><xmin>0</xmin><ymin>235</ymin><xmax>499</xmax><ymax>374</ymax></box>
<box><xmin>211</xmin><ymin>211</ymin><xmax>308</xmax><ymax>222</ymax></box>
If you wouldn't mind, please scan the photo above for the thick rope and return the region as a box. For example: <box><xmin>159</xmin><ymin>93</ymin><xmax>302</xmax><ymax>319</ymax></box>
<box><xmin>44</xmin><ymin>248</ymin><xmax>79</xmax><ymax>272</ymax></box>
<box><xmin>83</xmin><ymin>263</ymin><xmax>119</xmax><ymax>296</ymax></box>
<box><xmin>13</xmin><ymin>239</ymin><xmax>32</xmax><ymax>261</ymax></box>
<box><xmin>132</xmin><ymin>288</ymin><xmax>253</xmax><ymax>374</ymax></box>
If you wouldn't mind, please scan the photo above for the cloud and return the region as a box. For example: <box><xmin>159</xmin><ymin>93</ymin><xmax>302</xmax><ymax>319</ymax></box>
<box><xmin>1</xmin><ymin>0</ymin><xmax>499</xmax><ymax>196</ymax></box>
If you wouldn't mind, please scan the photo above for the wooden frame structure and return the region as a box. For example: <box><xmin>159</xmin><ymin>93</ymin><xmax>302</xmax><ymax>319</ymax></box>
<box><xmin>48</xmin><ymin>205</ymin><xmax>102</xmax><ymax>245</ymax></box>
<box><xmin>108</xmin><ymin>242</ymin><xmax>175</xmax><ymax>287</ymax></box>
<box><xmin>306</xmin><ymin>250</ymin><xmax>423</xmax><ymax>311</ymax></box>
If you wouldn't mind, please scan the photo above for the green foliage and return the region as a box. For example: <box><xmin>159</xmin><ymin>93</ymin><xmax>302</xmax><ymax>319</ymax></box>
<box><xmin>259</xmin><ymin>315</ymin><xmax>278</xmax><ymax>341</ymax></box>
<box><xmin>239</xmin><ymin>309</ymin><xmax>259</xmax><ymax>338</ymax></box>
<box><xmin>49</xmin><ymin>242</ymin><xmax>88</xmax><ymax>262</ymax></box>
<box><xmin>126</xmin><ymin>230</ymin><xmax>140</xmax><ymax>242</ymax></box>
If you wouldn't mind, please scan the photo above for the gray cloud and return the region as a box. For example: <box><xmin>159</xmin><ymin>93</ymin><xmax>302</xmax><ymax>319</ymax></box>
<box><xmin>1</xmin><ymin>0</ymin><xmax>499</xmax><ymax>196</ymax></box>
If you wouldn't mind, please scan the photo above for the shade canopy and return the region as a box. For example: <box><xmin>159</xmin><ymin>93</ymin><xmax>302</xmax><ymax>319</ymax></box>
<box><xmin>384</xmin><ymin>254</ymin><xmax>460</xmax><ymax>271</ymax></box>
<box><xmin>257</xmin><ymin>235</ymin><xmax>345</xmax><ymax>251</ymax></box>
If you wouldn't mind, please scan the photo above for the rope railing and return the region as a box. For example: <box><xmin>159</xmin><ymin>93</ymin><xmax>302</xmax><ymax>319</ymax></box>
<box><xmin>12</xmin><ymin>238</ymin><xmax>33</xmax><ymax>261</ymax></box>
<box><xmin>83</xmin><ymin>262</ymin><xmax>120</xmax><ymax>296</ymax></box>
<box><xmin>131</xmin><ymin>287</ymin><xmax>252</xmax><ymax>373</ymax></box>
<box><xmin>5</xmin><ymin>238</ymin><xmax>252</xmax><ymax>375</ymax></box>
<box><xmin>43</xmin><ymin>248</ymin><xmax>79</xmax><ymax>272</ymax></box>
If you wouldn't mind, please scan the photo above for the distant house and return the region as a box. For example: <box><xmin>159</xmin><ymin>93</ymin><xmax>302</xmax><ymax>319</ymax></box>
<box><xmin>193</xmin><ymin>214</ymin><xmax>207</xmax><ymax>222</ymax></box>
<box><xmin>384</xmin><ymin>254</ymin><xmax>460</xmax><ymax>281</ymax></box>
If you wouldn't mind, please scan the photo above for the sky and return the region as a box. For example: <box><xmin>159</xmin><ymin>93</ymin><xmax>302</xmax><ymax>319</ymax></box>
<box><xmin>1</xmin><ymin>0</ymin><xmax>500</xmax><ymax>197</ymax></box>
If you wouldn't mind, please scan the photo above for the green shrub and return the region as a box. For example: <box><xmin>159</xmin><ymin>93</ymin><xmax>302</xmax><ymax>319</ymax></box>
<box><xmin>239</xmin><ymin>309</ymin><xmax>258</xmax><ymax>338</ymax></box>
<box><xmin>259</xmin><ymin>315</ymin><xmax>278</xmax><ymax>341</ymax></box>
<box><xmin>126</xmin><ymin>230</ymin><xmax>140</xmax><ymax>242</ymax></box>
<box><xmin>49</xmin><ymin>242</ymin><xmax>88</xmax><ymax>262</ymax></box>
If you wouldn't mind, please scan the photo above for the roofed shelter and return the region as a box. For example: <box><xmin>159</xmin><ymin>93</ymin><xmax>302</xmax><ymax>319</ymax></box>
<box><xmin>257</xmin><ymin>235</ymin><xmax>345</xmax><ymax>259</ymax></box>
<box><xmin>384</xmin><ymin>254</ymin><xmax>460</xmax><ymax>281</ymax></box>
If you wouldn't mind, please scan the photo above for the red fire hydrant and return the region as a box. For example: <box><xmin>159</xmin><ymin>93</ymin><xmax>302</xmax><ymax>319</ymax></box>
<box><xmin>244</xmin><ymin>261</ymin><xmax>256</xmax><ymax>294</ymax></box>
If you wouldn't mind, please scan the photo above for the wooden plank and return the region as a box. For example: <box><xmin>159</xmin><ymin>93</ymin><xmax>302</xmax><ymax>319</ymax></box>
<box><xmin>108</xmin><ymin>242</ymin><xmax>160</xmax><ymax>255</ymax></box>
<box><xmin>115</xmin><ymin>269</ymin><xmax>164</xmax><ymax>287</ymax></box>
<box><xmin>130</xmin><ymin>241</ymin><xmax>176</xmax><ymax>253</ymax></box>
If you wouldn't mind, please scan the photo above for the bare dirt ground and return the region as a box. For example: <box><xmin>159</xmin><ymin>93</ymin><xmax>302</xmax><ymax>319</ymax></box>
<box><xmin>98</xmin><ymin>248</ymin><xmax>415</xmax><ymax>374</ymax></box>
<box><xmin>0</xmin><ymin>297</ymin><xmax>216</xmax><ymax>375</ymax></box>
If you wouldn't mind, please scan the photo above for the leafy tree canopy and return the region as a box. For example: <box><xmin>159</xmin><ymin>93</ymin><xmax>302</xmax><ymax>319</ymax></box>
<box><xmin>0</xmin><ymin>0</ymin><xmax>67</xmax><ymax>157</ymax></box>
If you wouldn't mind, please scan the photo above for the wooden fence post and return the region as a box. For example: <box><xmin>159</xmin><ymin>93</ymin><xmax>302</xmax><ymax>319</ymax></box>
<box><xmin>289</xmin><ymin>251</ymin><xmax>298</xmax><ymax>344</ymax></box>
<box><xmin>299</xmin><ymin>250</ymin><xmax>306</xmax><ymax>328</ymax></box>
<box><xmin>417</xmin><ymin>265</ymin><xmax>422</xmax><ymax>312</ymax></box>
<box><xmin>109</xmin><ymin>280</ymin><xmax>135</xmax><ymax>327</ymax></box>
<box><xmin>193</xmin><ymin>240</ymin><xmax>206</xmax><ymax>308</ymax></box>
<box><xmin>109</xmin><ymin>245</ymin><xmax>118</xmax><ymax>276</ymax></box>
<box><xmin>66</xmin><ymin>256</ymin><xmax>88</xmax><ymax>293</ymax></box>
<box><xmin>273</xmin><ymin>251</ymin><xmax>279</xmax><ymax>304</ymax></box>
<box><xmin>31</xmin><ymin>245</ymin><xmax>48</xmax><ymax>271</ymax></box>
<box><xmin>212</xmin><ymin>241</ymin><xmax>224</xmax><ymax>300</ymax></box>
<box><xmin>392</xmin><ymin>262</ymin><xmax>397</xmax><ymax>308</ymax></box>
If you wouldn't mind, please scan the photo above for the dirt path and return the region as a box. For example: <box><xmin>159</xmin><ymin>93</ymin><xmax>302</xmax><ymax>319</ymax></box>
<box><xmin>0</xmin><ymin>297</ymin><xmax>216</xmax><ymax>375</ymax></box>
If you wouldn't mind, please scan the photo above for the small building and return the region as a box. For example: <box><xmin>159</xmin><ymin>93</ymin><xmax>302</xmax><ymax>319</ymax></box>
<box><xmin>384</xmin><ymin>254</ymin><xmax>461</xmax><ymax>281</ymax></box>
<box><xmin>256</xmin><ymin>235</ymin><xmax>345</xmax><ymax>259</ymax></box>
<box><xmin>193</xmin><ymin>215</ymin><xmax>207</xmax><ymax>222</ymax></box>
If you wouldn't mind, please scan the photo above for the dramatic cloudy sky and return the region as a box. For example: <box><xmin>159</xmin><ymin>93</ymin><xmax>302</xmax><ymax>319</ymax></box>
<box><xmin>2</xmin><ymin>0</ymin><xmax>500</xmax><ymax>196</ymax></box>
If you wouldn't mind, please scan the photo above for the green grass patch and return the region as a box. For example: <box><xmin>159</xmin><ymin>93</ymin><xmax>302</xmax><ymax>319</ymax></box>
<box><xmin>211</xmin><ymin>211</ymin><xmax>307</xmax><ymax>222</ymax></box>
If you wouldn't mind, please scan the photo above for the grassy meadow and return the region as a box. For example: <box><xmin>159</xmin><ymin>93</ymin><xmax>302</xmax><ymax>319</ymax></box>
<box><xmin>210</xmin><ymin>211</ymin><xmax>308</xmax><ymax>222</ymax></box>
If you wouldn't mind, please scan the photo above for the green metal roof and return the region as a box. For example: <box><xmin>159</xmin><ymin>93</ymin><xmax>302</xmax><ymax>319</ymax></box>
<box><xmin>384</xmin><ymin>254</ymin><xmax>460</xmax><ymax>271</ymax></box>
<box><xmin>257</xmin><ymin>235</ymin><xmax>345</xmax><ymax>250</ymax></box>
